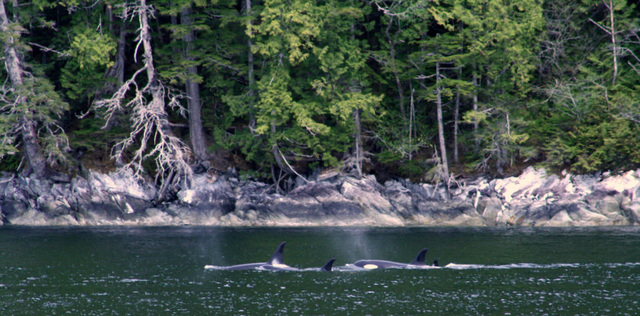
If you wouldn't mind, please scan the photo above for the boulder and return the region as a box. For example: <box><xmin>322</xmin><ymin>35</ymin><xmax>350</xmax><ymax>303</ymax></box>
<box><xmin>3</xmin><ymin>166</ymin><xmax>640</xmax><ymax>226</ymax></box>
<box><xmin>478</xmin><ymin>197</ymin><xmax>502</xmax><ymax>226</ymax></box>
<box><xmin>340</xmin><ymin>175</ymin><xmax>394</xmax><ymax>215</ymax></box>
<box><xmin>272</xmin><ymin>180</ymin><xmax>364</xmax><ymax>219</ymax></box>
<box><xmin>172</xmin><ymin>174</ymin><xmax>235</xmax><ymax>217</ymax></box>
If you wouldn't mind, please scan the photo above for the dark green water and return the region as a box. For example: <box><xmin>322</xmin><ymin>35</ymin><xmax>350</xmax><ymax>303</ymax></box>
<box><xmin>1</xmin><ymin>226</ymin><xmax>639</xmax><ymax>315</ymax></box>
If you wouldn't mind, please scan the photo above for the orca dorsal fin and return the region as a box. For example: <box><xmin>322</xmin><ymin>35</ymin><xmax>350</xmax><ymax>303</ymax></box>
<box><xmin>432</xmin><ymin>259</ymin><xmax>439</xmax><ymax>267</ymax></box>
<box><xmin>267</xmin><ymin>242</ymin><xmax>287</xmax><ymax>265</ymax></box>
<box><xmin>321</xmin><ymin>258</ymin><xmax>336</xmax><ymax>272</ymax></box>
<box><xmin>409</xmin><ymin>248</ymin><xmax>428</xmax><ymax>265</ymax></box>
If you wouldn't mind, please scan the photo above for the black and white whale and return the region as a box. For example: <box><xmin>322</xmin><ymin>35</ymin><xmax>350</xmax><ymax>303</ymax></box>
<box><xmin>204</xmin><ymin>241</ymin><xmax>292</xmax><ymax>270</ymax></box>
<box><xmin>204</xmin><ymin>242</ymin><xmax>335</xmax><ymax>271</ymax></box>
<box><xmin>265</xmin><ymin>258</ymin><xmax>336</xmax><ymax>272</ymax></box>
<box><xmin>350</xmin><ymin>248</ymin><xmax>439</xmax><ymax>270</ymax></box>
<box><xmin>314</xmin><ymin>258</ymin><xmax>336</xmax><ymax>272</ymax></box>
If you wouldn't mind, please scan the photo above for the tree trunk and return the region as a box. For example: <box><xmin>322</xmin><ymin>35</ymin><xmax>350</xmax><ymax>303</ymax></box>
<box><xmin>103</xmin><ymin>5</ymin><xmax>127</xmax><ymax>122</ymax></box>
<box><xmin>453</xmin><ymin>66</ymin><xmax>461</xmax><ymax>163</ymax></box>
<box><xmin>588</xmin><ymin>1</ymin><xmax>618</xmax><ymax>85</ymax></box>
<box><xmin>435</xmin><ymin>61</ymin><xmax>449</xmax><ymax>183</ymax></box>
<box><xmin>103</xmin><ymin>7</ymin><xmax>127</xmax><ymax>167</ymax></box>
<box><xmin>453</xmin><ymin>87</ymin><xmax>460</xmax><ymax>163</ymax></box>
<box><xmin>105</xmin><ymin>2</ymin><xmax>127</xmax><ymax>89</ymax></box>
<box><xmin>472</xmin><ymin>70</ymin><xmax>479</xmax><ymax>148</ymax></box>
<box><xmin>353</xmin><ymin>108</ymin><xmax>363</xmax><ymax>179</ymax></box>
<box><xmin>181</xmin><ymin>6</ymin><xmax>208</xmax><ymax>163</ymax></box>
<box><xmin>385</xmin><ymin>18</ymin><xmax>405</xmax><ymax>121</ymax></box>
<box><xmin>139</xmin><ymin>0</ymin><xmax>174</xmax><ymax>150</ymax></box>
<box><xmin>351</xmin><ymin>21</ymin><xmax>362</xmax><ymax>179</ymax></box>
<box><xmin>245</xmin><ymin>0</ymin><xmax>256</xmax><ymax>130</ymax></box>
<box><xmin>92</xmin><ymin>0</ymin><xmax>194</xmax><ymax>197</ymax></box>
<box><xmin>139</xmin><ymin>2</ymin><xmax>171</xmax><ymax>158</ymax></box>
<box><xmin>135</xmin><ymin>0</ymin><xmax>193</xmax><ymax>193</ymax></box>
<box><xmin>113</xmin><ymin>20</ymin><xmax>127</xmax><ymax>87</ymax></box>
<box><xmin>409</xmin><ymin>84</ymin><xmax>415</xmax><ymax>160</ymax></box>
<box><xmin>0</xmin><ymin>0</ymin><xmax>47</xmax><ymax>178</ymax></box>
<box><xmin>245</xmin><ymin>0</ymin><xmax>254</xmax><ymax>92</ymax></box>
<box><xmin>606</xmin><ymin>0</ymin><xmax>618</xmax><ymax>85</ymax></box>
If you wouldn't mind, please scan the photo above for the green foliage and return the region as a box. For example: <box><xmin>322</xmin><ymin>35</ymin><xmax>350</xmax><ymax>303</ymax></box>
<box><xmin>531</xmin><ymin>0</ymin><xmax>640</xmax><ymax>174</ymax></box>
<box><xmin>462</xmin><ymin>110</ymin><xmax>488</xmax><ymax>125</ymax></box>
<box><xmin>397</xmin><ymin>159</ymin><xmax>429</xmax><ymax>180</ymax></box>
<box><xmin>0</xmin><ymin>155</ymin><xmax>21</xmax><ymax>172</ymax></box>
<box><xmin>60</xmin><ymin>27</ymin><xmax>116</xmax><ymax>100</ymax></box>
<box><xmin>543</xmin><ymin>106</ymin><xmax>640</xmax><ymax>173</ymax></box>
<box><xmin>68</xmin><ymin>28</ymin><xmax>115</xmax><ymax>69</ymax></box>
<box><xmin>375</xmin><ymin>150</ymin><xmax>403</xmax><ymax>165</ymax></box>
<box><xmin>467</xmin><ymin>107</ymin><xmax>532</xmax><ymax>174</ymax></box>
<box><xmin>2</xmin><ymin>0</ymin><xmax>640</xmax><ymax>180</ymax></box>
<box><xmin>231</xmin><ymin>0</ymin><xmax>383</xmax><ymax>169</ymax></box>
<box><xmin>21</xmin><ymin>77</ymin><xmax>71</xmax><ymax>166</ymax></box>
<box><xmin>0</xmin><ymin>112</ymin><xmax>18</xmax><ymax>160</ymax></box>
<box><xmin>0</xmin><ymin>75</ymin><xmax>70</xmax><ymax>167</ymax></box>
<box><xmin>68</xmin><ymin>115</ymin><xmax>127</xmax><ymax>153</ymax></box>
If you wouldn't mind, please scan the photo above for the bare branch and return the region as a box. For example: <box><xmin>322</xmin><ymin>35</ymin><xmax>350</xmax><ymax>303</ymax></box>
<box><xmin>589</xmin><ymin>18</ymin><xmax>611</xmax><ymax>35</ymax></box>
<box><xmin>90</xmin><ymin>0</ymin><xmax>193</xmax><ymax>192</ymax></box>
<box><xmin>27</xmin><ymin>42</ymin><xmax>71</xmax><ymax>58</ymax></box>
<box><xmin>629</xmin><ymin>60</ymin><xmax>640</xmax><ymax>76</ymax></box>
<box><xmin>276</xmin><ymin>146</ymin><xmax>309</xmax><ymax>183</ymax></box>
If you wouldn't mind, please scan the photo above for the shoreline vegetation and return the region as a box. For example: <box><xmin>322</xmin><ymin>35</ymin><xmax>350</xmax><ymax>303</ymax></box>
<box><xmin>2</xmin><ymin>1</ymin><xmax>640</xmax><ymax>227</ymax></box>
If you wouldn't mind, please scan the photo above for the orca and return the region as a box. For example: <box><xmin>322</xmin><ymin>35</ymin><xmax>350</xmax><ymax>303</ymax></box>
<box><xmin>204</xmin><ymin>242</ymin><xmax>336</xmax><ymax>271</ymax></box>
<box><xmin>265</xmin><ymin>258</ymin><xmax>337</xmax><ymax>272</ymax></box>
<box><xmin>320</xmin><ymin>258</ymin><xmax>336</xmax><ymax>272</ymax></box>
<box><xmin>205</xmin><ymin>241</ymin><xmax>292</xmax><ymax>271</ymax></box>
<box><xmin>351</xmin><ymin>248</ymin><xmax>439</xmax><ymax>270</ymax></box>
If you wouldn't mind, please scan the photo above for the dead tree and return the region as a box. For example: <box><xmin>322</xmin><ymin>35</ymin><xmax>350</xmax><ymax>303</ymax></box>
<box><xmin>93</xmin><ymin>0</ymin><xmax>192</xmax><ymax>201</ymax></box>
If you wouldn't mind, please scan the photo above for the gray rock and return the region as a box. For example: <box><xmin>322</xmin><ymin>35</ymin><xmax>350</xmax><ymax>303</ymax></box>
<box><xmin>479</xmin><ymin>197</ymin><xmax>502</xmax><ymax>226</ymax></box>
<box><xmin>3</xmin><ymin>166</ymin><xmax>640</xmax><ymax>226</ymax></box>
<box><xmin>272</xmin><ymin>180</ymin><xmax>364</xmax><ymax>219</ymax></box>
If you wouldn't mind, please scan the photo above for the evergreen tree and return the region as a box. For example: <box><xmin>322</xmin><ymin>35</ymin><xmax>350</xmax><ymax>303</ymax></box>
<box><xmin>539</xmin><ymin>0</ymin><xmax>640</xmax><ymax>172</ymax></box>
<box><xmin>244</xmin><ymin>0</ymin><xmax>381</xmax><ymax>182</ymax></box>
<box><xmin>454</xmin><ymin>0</ymin><xmax>545</xmax><ymax>174</ymax></box>
<box><xmin>155</xmin><ymin>0</ymin><xmax>215</xmax><ymax>165</ymax></box>
<box><xmin>0</xmin><ymin>0</ymin><xmax>70</xmax><ymax>177</ymax></box>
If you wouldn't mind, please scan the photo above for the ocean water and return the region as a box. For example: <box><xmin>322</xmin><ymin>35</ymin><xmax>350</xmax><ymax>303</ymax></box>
<box><xmin>1</xmin><ymin>226</ymin><xmax>639</xmax><ymax>315</ymax></box>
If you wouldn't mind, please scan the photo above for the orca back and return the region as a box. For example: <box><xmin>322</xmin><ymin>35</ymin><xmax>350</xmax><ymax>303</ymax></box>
<box><xmin>321</xmin><ymin>258</ymin><xmax>336</xmax><ymax>271</ymax></box>
<box><xmin>267</xmin><ymin>242</ymin><xmax>287</xmax><ymax>265</ymax></box>
<box><xmin>409</xmin><ymin>248</ymin><xmax>428</xmax><ymax>265</ymax></box>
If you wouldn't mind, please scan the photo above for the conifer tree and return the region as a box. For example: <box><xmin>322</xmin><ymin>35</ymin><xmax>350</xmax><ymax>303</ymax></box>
<box><xmin>247</xmin><ymin>0</ymin><xmax>381</xmax><ymax>182</ymax></box>
<box><xmin>454</xmin><ymin>0</ymin><xmax>544</xmax><ymax>173</ymax></box>
<box><xmin>0</xmin><ymin>0</ymin><xmax>70</xmax><ymax>178</ymax></box>
<box><xmin>155</xmin><ymin>0</ymin><xmax>211</xmax><ymax>165</ymax></box>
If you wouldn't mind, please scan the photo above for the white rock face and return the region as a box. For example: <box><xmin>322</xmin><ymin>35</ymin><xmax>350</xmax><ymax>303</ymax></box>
<box><xmin>89</xmin><ymin>169</ymin><xmax>157</xmax><ymax>200</ymax></box>
<box><xmin>485</xmin><ymin>168</ymin><xmax>640</xmax><ymax>227</ymax></box>
<box><xmin>599</xmin><ymin>170</ymin><xmax>640</xmax><ymax>196</ymax></box>
<box><xmin>494</xmin><ymin>167</ymin><xmax>549</xmax><ymax>203</ymax></box>
<box><xmin>2</xmin><ymin>167</ymin><xmax>640</xmax><ymax>226</ymax></box>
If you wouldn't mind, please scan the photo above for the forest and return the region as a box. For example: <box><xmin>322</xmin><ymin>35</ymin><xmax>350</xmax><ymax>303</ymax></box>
<box><xmin>1</xmin><ymin>0</ymin><xmax>640</xmax><ymax>193</ymax></box>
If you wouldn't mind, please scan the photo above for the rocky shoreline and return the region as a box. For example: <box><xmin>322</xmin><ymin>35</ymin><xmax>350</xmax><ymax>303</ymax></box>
<box><xmin>1</xmin><ymin>167</ymin><xmax>639</xmax><ymax>226</ymax></box>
